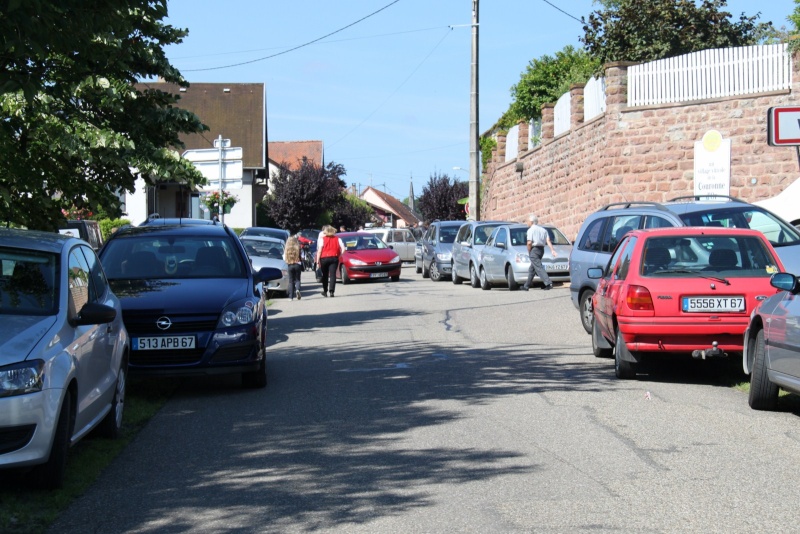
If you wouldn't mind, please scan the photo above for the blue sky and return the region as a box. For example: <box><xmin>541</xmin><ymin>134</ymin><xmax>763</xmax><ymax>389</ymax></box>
<box><xmin>164</xmin><ymin>0</ymin><xmax>795</xmax><ymax>202</ymax></box>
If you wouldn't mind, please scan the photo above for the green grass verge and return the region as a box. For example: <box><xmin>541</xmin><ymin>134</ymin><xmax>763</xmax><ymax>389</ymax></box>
<box><xmin>0</xmin><ymin>378</ymin><xmax>177</xmax><ymax>534</ymax></box>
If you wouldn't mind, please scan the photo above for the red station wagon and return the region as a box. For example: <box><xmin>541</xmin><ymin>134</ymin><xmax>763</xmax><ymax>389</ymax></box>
<box><xmin>588</xmin><ymin>227</ymin><xmax>784</xmax><ymax>379</ymax></box>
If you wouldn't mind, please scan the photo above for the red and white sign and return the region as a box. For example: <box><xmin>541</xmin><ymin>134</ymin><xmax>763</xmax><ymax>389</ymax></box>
<box><xmin>767</xmin><ymin>106</ymin><xmax>800</xmax><ymax>146</ymax></box>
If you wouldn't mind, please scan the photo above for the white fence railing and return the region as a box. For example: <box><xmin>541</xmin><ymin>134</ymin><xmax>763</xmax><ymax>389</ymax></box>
<box><xmin>505</xmin><ymin>124</ymin><xmax>519</xmax><ymax>162</ymax></box>
<box><xmin>529</xmin><ymin>118</ymin><xmax>542</xmax><ymax>149</ymax></box>
<box><xmin>553</xmin><ymin>92</ymin><xmax>570</xmax><ymax>136</ymax></box>
<box><xmin>629</xmin><ymin>44</ymin><xmax>791</xmax><ymax>107</ymax></box>
<box><xmin>584</xmin><ymin>76</ymin><xmax>606</xmax><ymax>121</ymax></box>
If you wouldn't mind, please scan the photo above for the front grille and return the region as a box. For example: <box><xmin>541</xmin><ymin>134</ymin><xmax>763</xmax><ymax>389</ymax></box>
<box><xmin>0</xmin><ymin>424</ymin><xmax>36</xmax><ymax>455</ymax></box>
<box><xmin>122</xmin><ymin>311</ymin><xmax>217</xmax><ymax>336</ymax></box>
<box><xmin>130</xmin><ymin>348</ymin><xmax>205</xmax><ymax>366</ymax></box>
<box><xmin>211</xmin><ymin>342</ymin><xmax>256</xmax><ymax>363</ymax></box>
<box><xmin>350</xmin><ymin>264</ymin><xmax>398</xmax><ymax>273</ymax></box>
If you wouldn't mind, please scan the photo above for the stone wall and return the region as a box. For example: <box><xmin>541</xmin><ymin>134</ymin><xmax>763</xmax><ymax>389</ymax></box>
<box><xmin>481</xmin><ymin>54</ymin><xmax>800</xmax><ymax>241</ymax></box>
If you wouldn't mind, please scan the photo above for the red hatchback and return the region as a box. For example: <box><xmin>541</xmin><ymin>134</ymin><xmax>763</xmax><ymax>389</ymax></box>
<box><xmin>588</xmin><ymin>227</ymin><xmax>784</xmax><ymax>379</ymax></box>
<box><xmin>337</xmin><ymin>232</ymin><xmax>402</xmax><ymax>284</ymax></box>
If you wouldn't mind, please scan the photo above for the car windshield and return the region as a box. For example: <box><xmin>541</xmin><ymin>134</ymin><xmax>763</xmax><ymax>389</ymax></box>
<box><xmin>679</xmin><ymin>206</ymin><xmax>800</xmax><ymax>248</ymax></box>
<box><xmin>241</xmin><ymin>239</ymin><xmax>285</xmax><ymax>259</ymax></box>
<box><xmin>640</xmin><ymin>235</ymin><xmax>780</xmax><ymax>278</ymax></box>
<box><xmin>101</xmin><ymin>235</ymin><xmax>247</xmax><ymax>279</ymax></box>
<box><xmin>0</xmin><ymin>248</ymin><xmax>58</xmax><ymax>315</ymax></box>
<box><xmin>547</xmin><ymin>227</ymin><xmax>571</xmax><ymax>245</ymax></box>
<box><xmin>341</xmin><ymin>235</ymin><xmax>388</xmax><ymax>250</ymax></box>
<box><xmin>439</xmin><ymin>226</ymin><xmax>460</xmax><ymax>244</ymax></box>
<box><xmin>474</xmin><ymin>224</ymin><xmax>502</xmax><ymax>245</ymax></box>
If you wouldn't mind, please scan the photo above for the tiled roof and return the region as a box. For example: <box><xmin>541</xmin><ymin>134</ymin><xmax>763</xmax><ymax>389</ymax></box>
<box><xmin>268</xmin><ymin>141</ymin><xmax>324</xmax><ymax>170</ymax></box>
<box><xmin>360</xmin><ymin>186</ymin><xmax>420</xmax><ymax>226</ymax></box>
<box><xmin>134</xmin><ymin>82</ymin><xmax>266</xmax><ymax>168</ymax></box>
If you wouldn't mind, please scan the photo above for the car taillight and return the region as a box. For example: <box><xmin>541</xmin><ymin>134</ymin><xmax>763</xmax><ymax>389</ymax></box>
<box><xmin>626</xmin><ymin>285</ymin><xmax>654</xmax><ymax>311</ymax></box>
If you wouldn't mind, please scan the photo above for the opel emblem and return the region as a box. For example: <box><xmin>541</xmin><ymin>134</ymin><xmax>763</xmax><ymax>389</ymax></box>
<box><xmin>156</xmin><ymin>316</ymin><xmax>172</xmax><ymax>330</ymax></box>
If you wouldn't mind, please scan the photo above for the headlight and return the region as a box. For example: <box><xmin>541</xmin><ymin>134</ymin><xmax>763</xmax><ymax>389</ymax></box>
<box><xmin>218</xmin><ymin>298</ymin><xmax>258</xmax><ymax>328</ymax></box>
<box><xmin>350</xmin><ymin>258</ymin><xmax>367</xmax><ymax>266</ymax></box>
<box><xmin>436</xmin><ymin>252</ymin><xmax>451</xmax><ymax>262</ymax></box>
<box><xmin>0</xmin><ymin>360</ymin><xmax>45</xmax><ymax>398</ymax></box>
<box><xmin>515</xmin><ymin>253</ymin><xmax>530</xmax><ymax>264</ymax></box>
<box><xmin>387</xmin><ymin>255</ymin><xmax>401</xmax><ymax>264</ymax></box>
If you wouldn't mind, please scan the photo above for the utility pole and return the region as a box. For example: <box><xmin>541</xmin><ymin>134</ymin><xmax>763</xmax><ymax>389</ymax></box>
<box><xmin>469</xmin><ymin>0</ymin><xmax>480</xmax><ymax>221</ymax></box>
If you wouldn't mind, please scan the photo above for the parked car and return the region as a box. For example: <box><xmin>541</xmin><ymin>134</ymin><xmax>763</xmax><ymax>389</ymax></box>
<box><xmin>0</xmin><ymin>229</ymin><xmax>129</xmax><ymax>489</ymax></box>
<box><xmin>589</xmin><ymin>227</ymin><xmax>783</xmax><ymax>379</ymax></box>
<box><xmin>239</xmin><ymin>235</ymin><xmax>289</xmax><ymax>297</ymax></box>
<box><xmin>451</xmin><ymin>220</ymin><xmax>509</xmax><ymax>287</ymax></box>
<box><xmin>98</xmin><ymin>222</ymin><xmax>282</xmax><ymax>388</ymax></box>
<box><xmin>362</xmin><ymin>227</ymin><xmax>418</xmax><ymax>262</ymax></box>
<box><xmin>337</xmin><ymin>232</ymin><xmax>402</xmax><ymax>283</ymax></box>
<box><xmin>420</xmin><ymin>220</ymin><xmax>463</xmax><ymax>281</ymax></box>
<box><xmin>239</xmin><ymin>226</ymin><xmax>290</xmax><ymax>242</ymax></box>
<box><xmin>570</xmin><ymin>195</ymin><xmax>800</xmax><ymax>335</ymax></box>
<box><xmin>139</xmin><ymin>215</ymin><xmax>216</xmax><ymax>226</ymax></box>
<box><xmin>743</xmin><ymin>272</ymin><xmax>800</xmax><ymax>410</ymax></box>
<box><xmin>478</xmin><ymin>224</ymin><xmax>572</xmax><ymax>290</ymax></box>
<box><xmin>58</xmin><ymin>219</ymin><xmax>104</xmax><ymax>251</ymax></box>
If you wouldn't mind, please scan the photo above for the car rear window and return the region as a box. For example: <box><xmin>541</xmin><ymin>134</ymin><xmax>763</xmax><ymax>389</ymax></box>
<box><xmin>438</xmin><ymin>226</ymin><xmax>460</xmax><ymax>244</ymax></box>
<box><xmin>0</xmin><ymin>248</ymin><xmax>58</xmax><ymax>315</ymax></box>
<box><xmin>678</xmin><ymin>206</ymin><xmax>800</xmax><ymax>247</ymax></box>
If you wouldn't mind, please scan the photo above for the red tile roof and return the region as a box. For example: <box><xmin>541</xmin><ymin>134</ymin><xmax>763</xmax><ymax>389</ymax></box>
<box><xmin>268</xmin><ymin>141</ymin><xmax>324</xmax><ymax>170</ymax></box>
<box><xmin>360</xmin><ymin>186</ymin><xmax>420</xmax><ymax>226</ymax></box>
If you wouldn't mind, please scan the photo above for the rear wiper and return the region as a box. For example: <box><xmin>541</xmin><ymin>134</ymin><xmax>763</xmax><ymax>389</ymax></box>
<box><xmin>653</xmin><ymin>268</ymin><xmax>730</xmax><ymax>285</ymax></box>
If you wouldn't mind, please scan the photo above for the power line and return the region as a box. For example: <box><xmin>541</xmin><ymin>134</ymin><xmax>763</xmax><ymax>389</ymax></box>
<box><xmin>539</xmin><ymin>0</ymin><xmax>583</xmax><ymax>24</ymax></box>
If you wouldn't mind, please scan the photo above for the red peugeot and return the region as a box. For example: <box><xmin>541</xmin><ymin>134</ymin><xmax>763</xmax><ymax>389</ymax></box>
<box><xmin>337</xmin><ymin>232</ymin><xmax>402</xmax><ymax>284</ymax></box>
<box><xmin>588</xmin><ymin>227</ymin><xmax>784</xmax><ymax>379</ymax></box>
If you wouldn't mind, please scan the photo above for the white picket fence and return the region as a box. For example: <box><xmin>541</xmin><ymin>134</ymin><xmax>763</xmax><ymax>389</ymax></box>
<box><xmin>629</xmin><ymin>44</ymin><xmax>791</xmax><ymax>107</ymax></box>
<box><xmin>553</xmin><ymin>91</ymin><xmax>571</xmax><ymax>136</ymax></box>
<box><xmin>584</xmin><ymin>76</ymin><xmax>606</xmax><ymax>121</ymax></box>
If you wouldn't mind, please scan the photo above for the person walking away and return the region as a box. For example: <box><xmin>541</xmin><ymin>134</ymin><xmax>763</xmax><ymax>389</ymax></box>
<box><xmin>284</xmin><ymin>236</ymin><xmax>303</xmax><ymax>300</ymax></box>
<box><xmin>316</xmin><ymin>226</ymin><xmax>345</xmax><ymax>297</ymax></box>
<box><xmin>522</xmin><ymin>214</ymin><xmax>557</xmax><ymax>291</ymax></box>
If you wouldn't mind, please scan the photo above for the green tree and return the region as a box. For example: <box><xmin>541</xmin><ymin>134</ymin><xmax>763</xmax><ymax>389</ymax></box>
<box><xmin>789</xmin><ymin>0</ymin><xmax>800</xmax><ymax>52</ymax></box>
<box><xmin>263</xmin><ymin>159</ymin><xmax>346</xmax><ymax>233</ymax></box>
<box><xmin>0</xmin><ymin>0</ymin><xmax>207</xmax><ymax>230</ymax></box>
<box><xmin>581</xmin><ymin>0</ymin><xmax>771</xmax><ymax>67</ymax></box>
<box><xmin>417</xmin><ymin>173</ymin><xmax>468</xmax><ymax>223</ymax></box>
<box><xmin>331</xmin><ymin>194</ymin><xmax>374</xmax><ymax>231</ymax></box>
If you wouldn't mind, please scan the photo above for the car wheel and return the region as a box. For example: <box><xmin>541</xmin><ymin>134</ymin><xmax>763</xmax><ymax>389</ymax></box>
<box><xmin>579</xmin><ymin>290</ymin><xmax>595</xmax><ymax>335</ymax></box>
<box><xmin>391</xmin><ymin>274</ymin><xmax>400</xmax><ymax>282</ymax></box>
<box><xmin>97</xmin><ymin>354</ymin><xmax>128</xmax><ymax>439</ymax></box>
<box><xmin>242</xmin><ymin>357</ymin><xmax>267</xmax><ymax>389</ymax></box>
<box><xmin>422</xmin><ymin>259</ymin><xmax>430</xmax><ymax>278</ymax></box>
<box><xmin>340</xmin><ymin>265</ymin><xmax>350</xmax><ymax>285</ymax></box>
<box><xmin>592</xmin><ymin>319</ymin><xmax>613</xmax><ymax>358</ymax></box>
<box><xmin>452</xmin><ymin>263</ymin><xmax>463</xmax><ymax>285</ymax></box>
<box><xmin>614</xmin><ymin>327</ymin><xmax>636</xmax><ymax>379</ymax></box>
<box><xmin>480</xmin><ymin>267</ymin><xmax>492</xmax><ymax>290</ymax></box>
<box><xmin>415</xmin><ymin>260</ymin><xmax>422</xmax><ymax>274</ymax></box>
<box><xmin>470</xmin><ymin>264</ymin><xmax>480</xmax><ymax>288</ymax></box>
<box><xmin>430</xmin><ymin>261</ymin><xmax>442</xmax><ymax>282</ymax></box>
<box><xmin>506</xmin><ymin>267</ymin><xmax>518</xmax><ymax>291</ymax></box>
<box><xmin>748</xmin><ymin>329</ymin><xmax>778</xmax><ymax>410</ymax></box>
<box><xmin>32</xmin><ymin>391</ymin><xmax>72</xmax><ymax>489</ymax></box>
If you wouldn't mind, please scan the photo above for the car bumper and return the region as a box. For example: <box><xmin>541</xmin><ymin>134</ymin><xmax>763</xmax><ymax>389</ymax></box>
<box><xmin>435</xmin><ymin>260</ymin><xmax>452</xmax><ymax>275</ymax></box>
<box><xmin>265</xmin><ymin>276</ymin><xmax>289</xmax><ymax>292</ymax></box>
<box><xmin>511</xmin><ymin>265</ymin><xmax>570</xmax><ymax>284</ymax></box>
<box><xmin>0</xmin><ymin>388</ymin><xmax>62</xmax><ymax>468</ymax></box>
<box><xmin>618</xmin><ymin>316</ymin><xmax>749</xmax><ymax>354</ymax></box>
<box><xmin>344</xmin><ymin>264</ymin><xmax>402</xmax><ymax>280</ymax></box>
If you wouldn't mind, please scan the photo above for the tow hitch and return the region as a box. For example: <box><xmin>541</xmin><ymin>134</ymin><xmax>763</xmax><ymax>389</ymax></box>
<box><xmin>691</xmin><ymin>341</ymin><xmax>726</xmax><ymax>360</ymax></box>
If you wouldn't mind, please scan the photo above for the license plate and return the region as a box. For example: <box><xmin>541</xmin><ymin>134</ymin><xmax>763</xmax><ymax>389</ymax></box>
<box><xmin>133</xmin><ymin>336</ymin><xmax>196</xmax><ymax>350</ymax></box>
<box><xmin>370</xmin><ymin>272</ymin><xmax>389</xmax><ymax>278</ymax></box>
<box><xmin>682</xmin><ymin>296</ymin><xmax>745</xmax><ymax>313</ymax></box>
<box><xmin>545</xmin><ymin>262</ymin><xmax>568</xmax><ymax>271</ymax></box>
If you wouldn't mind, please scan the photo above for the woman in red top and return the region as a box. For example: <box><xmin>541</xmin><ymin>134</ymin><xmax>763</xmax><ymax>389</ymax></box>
<box><xmin>316</xmin><ymin>225</ymin><xmax>345</xmax><ymax>297</ymax></box>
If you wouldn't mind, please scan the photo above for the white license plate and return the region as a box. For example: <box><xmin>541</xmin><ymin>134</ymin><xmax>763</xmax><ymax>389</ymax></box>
<box><xmin>545</xmin><ymin>262</ymin><xmax>568</xmax><ymax>271</ymax></box>
<box><xmin>370</xmin><ymin>272</ymin><xmax>389</xmax><ymax>278</ymax></box>
<box><xmin>682</xmin><ymin>296</ymin><xmax>745</xmax><ymax>313</ymax></box>
<box><xmin>134</xmin><ymin>336</ymin><xmax>196</xmax><ymax>351</ymax></box>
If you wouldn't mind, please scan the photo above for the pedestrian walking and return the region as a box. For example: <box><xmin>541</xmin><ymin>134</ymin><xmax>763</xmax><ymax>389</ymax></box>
<box><xmin>522</xmin><ymin>214</ymin><xmax>557</xmax><ymax>291</ymax></box>
<box><xmin>316</xmin><ymin>225</ymin><xmax>346</xmax><ymax>297</ymax></box>
<box><xmin>284</xmin><ymin>235</ymin><xmax>303</xmax><ymax>300</ymax></box>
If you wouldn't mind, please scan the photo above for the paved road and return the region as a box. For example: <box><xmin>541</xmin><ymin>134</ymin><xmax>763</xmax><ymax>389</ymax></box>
<box><xmin>50</xmin><ymin>265</ymin><xmax>800</xmax><ymax>533</ymax></box>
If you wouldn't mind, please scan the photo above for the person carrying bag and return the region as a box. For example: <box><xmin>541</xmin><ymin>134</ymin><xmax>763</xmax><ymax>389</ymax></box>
<box><xmin>316</xmin><ymin>225</ymin><xmax>345</xmax><ymax>297</ymax></box>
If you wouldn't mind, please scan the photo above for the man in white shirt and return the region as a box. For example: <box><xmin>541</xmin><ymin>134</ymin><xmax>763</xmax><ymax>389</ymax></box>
<box><xmin>522</xmin><ymin>214</ymin><xmax>557</xmax><ymax>291</ymax></box>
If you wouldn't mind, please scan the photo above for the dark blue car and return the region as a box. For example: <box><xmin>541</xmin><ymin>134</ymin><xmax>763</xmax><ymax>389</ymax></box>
<box><xmin>99</xmin><ymin>222</ymin><xmax>282</xmax><ymax>388</ymax></box>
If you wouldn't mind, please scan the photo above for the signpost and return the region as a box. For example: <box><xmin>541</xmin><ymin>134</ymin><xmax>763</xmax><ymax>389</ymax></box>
<box><xmin>767</xmin><ymin>106</ymin><xmax>800</xmax><ymax>146</ymax></box>
<box><xmin>182</xmin><ymin>135</ymin><xmax>242</xmax><ymax>224</ymax></box>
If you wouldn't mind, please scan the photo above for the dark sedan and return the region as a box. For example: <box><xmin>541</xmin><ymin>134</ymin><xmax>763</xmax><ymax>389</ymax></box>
<box><xmin>99</xmin><ymin>222</ymin><xmax>282</xmax><ymax>388</ymax></box>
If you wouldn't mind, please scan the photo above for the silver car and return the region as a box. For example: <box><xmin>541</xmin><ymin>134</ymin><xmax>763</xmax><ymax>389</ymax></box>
<box><xmin>240</xmin><ymin>235</ymin><xmax>289</xmax><ymax>297</ymax></box>
<box><xmin>477</xmin><ymin>224</ymin><xmax>572</xmax><ymax>290</ymax></box>
<box><xmin>0</xmin><ymin>229</ymin><xmax>129</xmax><ymax>489</ymax></box>
<box><xmin>362</xmin><ymin>227</ymin><xmax>417</xmax><ymax>262</ymax></box>
<box><xmin>452</xmin><ymin>220</ymin><xmax>509</xmax><ymax>288</ymax></box>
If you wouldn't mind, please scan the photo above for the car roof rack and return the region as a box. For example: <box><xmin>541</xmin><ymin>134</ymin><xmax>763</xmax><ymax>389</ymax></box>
<box><xmin>597</xmin><ymin>201</ymin><xmax>669</xmax><ymax>212</ymax></box>
<box><xmin>667</xmin><ymin>194</ymin><xmax>745</xmax><ymax>203</ymax></box>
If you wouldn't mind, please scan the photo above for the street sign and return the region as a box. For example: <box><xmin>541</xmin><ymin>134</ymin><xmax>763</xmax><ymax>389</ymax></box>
<box><xmin>767</xmin><ymin>106</ymin><xmax>800</xmax><ymax>146</ymax></box>
<box><xmin>182</xmin><ymin>147</ymin><xmax>243</xmax><ymax>162</ymax></box>
<box><xmin>192</xmin><ymin>160</ymin><xmax>243</xmax><ymax>189</ymax></box>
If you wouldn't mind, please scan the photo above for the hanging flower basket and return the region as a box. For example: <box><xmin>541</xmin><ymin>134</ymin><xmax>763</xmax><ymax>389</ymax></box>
<box><xmin>203</xmin><ymin>190</ymin><xmax>238</xmax><ymax>216</ymax></box>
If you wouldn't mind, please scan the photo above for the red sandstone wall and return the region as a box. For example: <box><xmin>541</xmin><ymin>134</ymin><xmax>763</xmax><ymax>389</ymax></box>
<box><xmin>482</xmin><ymin>55</ymin><xmax>800</xmax><ymax>241</ymax></box>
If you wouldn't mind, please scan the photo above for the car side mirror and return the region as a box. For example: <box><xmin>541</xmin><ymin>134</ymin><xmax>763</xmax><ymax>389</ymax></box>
<box><xmin>388</xmin><ymin>244</ymin><xmax>394</xmax><ymax>249</ymax></box>
<box><xmin>497</xmin><ymin>242</ymin><xmax>505</xmax><ymax>249</ymax></box>
<box><xmin>587</xmin><ymin>267</ymin><xmax>604</xmax><ymax>279</ymax></box>
<box><xmin>771</xmin><ymin>272</ymin><xmax>800</xmax><ymax>293</ymax></box>
<box><xmin>72</xmin><ymin>302</ymin><xmax>117</xmax><ymax>327</ymax></box>
<box><xmin>461</xmin><ymin>241</ymin><xmax>471</xmax><ymax>247</ymax></box>
<box><xmin>255</xmin><ymin>266</ymin><xmax>283</xmax><ymax>283</ymax></box>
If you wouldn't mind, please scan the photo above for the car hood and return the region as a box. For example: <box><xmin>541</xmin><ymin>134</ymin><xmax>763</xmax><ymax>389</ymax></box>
<box><xmin>0</xmin><ymin>315</ymin><xmax>57</xmax><ymax>364</ymax></box>
<box><xmin>342</xmin><ymin>249</ymin><xmax>400</xmax><ymax>263</ymax></box>
<box><xmin>109</xmin><ymin>278</ymin><xmax>249</xmax><ymax>313</ymax></box>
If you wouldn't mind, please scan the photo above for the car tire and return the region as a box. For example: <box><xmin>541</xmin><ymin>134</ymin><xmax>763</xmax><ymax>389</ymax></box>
<box><xmin>391</xmin><ymin>274</ymin><xmax>400</xmax><ymax>282</ymax></box>
<box><xmin>506</xmin><ymin>267</ymin><xmax>518</xmax><ymax>291</ymax></box>
<box><xmin>470</xmin><ymin>264</ymin><xmax>480</xmax><ymax>288</ymax></box>
<box><xmin>242</xmin><ymin>357</ymin><xmax>267</xmax><ymax>389</ymax></box>
<box><xmin>452</xmin><ymin>263</ymin><xmax>463</xmax><ymax>285</ymax></box>
<box><xmin>480</xmin><ymin>267</ymin><xmax>492</xmax><ymax>290</ymax></box>
<box><xmin>592</xmin><ymin>319</ymin><xmax>613</xmax><ymax>358</ymax></box>
<box><xmin>422</xmin><ymin>259</ymin><xmax>430</xmax><ymax>278</ymax></box>
<box><xmin>748</xmin><ymin>329</ymin><xmax>779</xmax><ymax>410</ymax></box>
<box><xmin>340</xmin><ymin>265</ymin><xmax>350</xmax><ymax>285</ymax></box>
<box><xmin>614</xmin><ymin>327</ymin><xmax>636</xmax><ymax>379</ymax></box>
<box><xmin>32</xmin><ymin>391</ymin><xmax>72</xmax><ymax>490</ymax></box>
<box><xmin>97</xmin><ymin>354</ymin><xmax>128</xmax><ymax>439</ymax></box>
<box><xmin>430</xmin><ymin>261</ymin><xmax>442</xmax><ymax>282</ymax></box>
<box><xmin>579</xmin><ymin>290</ymin><xmax>595</xmax><ymax>335</ymax></box>
<box><xmin>415</xmin><ymin>261</ymin><xmax>422</xmax><ymax>274</ymax></box>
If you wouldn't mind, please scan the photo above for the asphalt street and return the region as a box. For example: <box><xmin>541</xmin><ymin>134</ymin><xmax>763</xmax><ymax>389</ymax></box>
<box><xmin>49</xmin><ymin>265</ymin><xmax>800</xmax><ymax>533</ymax></box>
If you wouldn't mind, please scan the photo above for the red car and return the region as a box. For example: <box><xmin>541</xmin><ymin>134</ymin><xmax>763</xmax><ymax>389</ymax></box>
<box><xmin>588</xmin><ymin>227</ymin><xmax>784</xmax><ymax>379</ymax></box>
<box><xmin>337</xmin><ymin>232</ymin><xmax>402</xmax><ymax>284</ymax></box>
